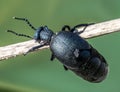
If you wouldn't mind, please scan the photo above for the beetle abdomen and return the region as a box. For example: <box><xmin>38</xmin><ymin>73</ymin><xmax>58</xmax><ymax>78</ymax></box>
<box><xmin>50</xmin><ymin>31</ymin><xmax>108</xmax><ymax>83</ymax></box>
<box><xmin>71</xmin><ymin>46</ymin><xmax>108</xmax><ymax>82</ymax></box>
<box><xmin>73</xmin><ymin>56</ymin><xmax>108</xmax><ymax>83</ymax></box>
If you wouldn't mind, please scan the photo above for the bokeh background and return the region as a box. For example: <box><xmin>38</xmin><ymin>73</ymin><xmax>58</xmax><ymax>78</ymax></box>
<box><xmin>0</xmin><ymin>0</ymin><xmax>120</xmax><ymax>92</ymax></box>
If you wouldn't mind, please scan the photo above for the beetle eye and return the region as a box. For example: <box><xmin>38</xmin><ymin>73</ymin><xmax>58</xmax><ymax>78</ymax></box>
<box><xmin>34</xmin><ymin>27</ymin><xmax>43</xmax><ymax>40</ymax></box>
<box><xmin>34</xmin><ymin>32</ymin><xmax>38</xmax><ymax>40</ymax></box>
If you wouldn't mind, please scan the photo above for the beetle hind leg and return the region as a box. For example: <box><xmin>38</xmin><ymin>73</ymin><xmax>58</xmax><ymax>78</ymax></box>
<box><xmin>50</xmin><ymin>53</ymin><xmax>56</xmax><ymax>61</ymax></box>
<box><xmin>71</xmin><ymin>23</ymin><xmax>94</xmax><ymax>34</ymax></box>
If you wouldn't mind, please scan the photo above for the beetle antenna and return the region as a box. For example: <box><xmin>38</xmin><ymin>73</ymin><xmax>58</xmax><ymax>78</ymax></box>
<box><xmin>13</xmin><ymin>17</ymin><xmax>37</xmax><ymax>31</ymax></box>
<box><xmin>7</xmin><ymin>30</ymin><xmax>33</xmax><ymax>39</ymax></box>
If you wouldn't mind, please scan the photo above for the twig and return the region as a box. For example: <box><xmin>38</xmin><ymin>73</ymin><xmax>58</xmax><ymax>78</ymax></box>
<box><xmin>0</xmin><ymin>18</ymin><xmax>120</xmax><ymax>61</ymax></box>
<box><xmin>78</xmin><ymin>18</ymin><xmax>120</xmax><ymax>38</ymax></box>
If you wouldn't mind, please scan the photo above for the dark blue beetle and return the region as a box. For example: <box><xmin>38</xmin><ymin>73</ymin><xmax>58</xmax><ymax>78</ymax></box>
<box><xmin>7</xmin><ymin>17</ymin><xmax>108</xmax><ymax>83</ymax></box>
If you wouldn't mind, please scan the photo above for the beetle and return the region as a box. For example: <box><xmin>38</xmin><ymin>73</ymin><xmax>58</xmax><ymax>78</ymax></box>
<box><xmin>7</xmin><ymin>17</ymin><xmax>108</xmax><ymax>83</ymax></box>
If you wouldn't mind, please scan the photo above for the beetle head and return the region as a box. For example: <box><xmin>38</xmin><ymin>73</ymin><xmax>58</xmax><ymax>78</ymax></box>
<box><xmin>34</xmin><ymin>26</ymin><xmax>54</xmax><ymax>43</ymax></box>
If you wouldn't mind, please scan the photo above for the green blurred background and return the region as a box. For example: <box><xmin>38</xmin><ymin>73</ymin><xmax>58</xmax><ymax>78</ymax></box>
<box><xmin>0</xmin><ymin>0</ymin><xmax>120</xmax><ymax>92</ymax></box>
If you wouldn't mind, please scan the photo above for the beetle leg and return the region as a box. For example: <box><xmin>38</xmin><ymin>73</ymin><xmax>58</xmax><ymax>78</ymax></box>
<box><xmin>24</xmin><ymin>43</ymin><xmax>48</xmax><ymax>55</ymax></box>
<box><xmin>61</xmin><ymin>25</ymin><xmax>71</xmax><ymax>31</ymax></box>
<box><xmin>71</xmin><ymin>23</ymin><xmax>94</xmax><ymax>34</ymax></box>
<box><xmin>63</xmin><ymin>65</ymin><xmax>68</xmax><ymax>70</ymax></box>
<box><xmin>50</xmin><ymin>53</ymin><xmax>55</xmax><ymax>61</ymax></box>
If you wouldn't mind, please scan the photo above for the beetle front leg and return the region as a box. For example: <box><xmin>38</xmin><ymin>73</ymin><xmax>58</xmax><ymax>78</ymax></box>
<box><xmin>24</xmin><ymin>43</ymin><xmax>47</xmax><ymax>55</ymax></box>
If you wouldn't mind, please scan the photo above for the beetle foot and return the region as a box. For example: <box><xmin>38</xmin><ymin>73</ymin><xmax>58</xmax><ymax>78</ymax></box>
<box><xmin>50</xmin><ymin>54</ymin><xmax>55</xmax><ymax>61</ymax></box>
<box><xmin>63</xmin><ymin>65</ymin><xmax>68</xmax><ymax>71</ymax></box>
<box><xmin>23</xmin><ymin>49</ymin><xmax>33</xmax><ymax>56</ymax></box>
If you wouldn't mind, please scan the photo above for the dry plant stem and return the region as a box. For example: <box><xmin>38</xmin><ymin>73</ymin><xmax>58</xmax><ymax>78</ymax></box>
<box><xmin>0</xmin><ymin>40</ymin><xmax>49</xmax><ymax>61</ymax></box>
<box><xmin>79</xmin><ymin>18</ymin><xmax>120</xmax><ymax>38</ymax></box>
<box><xmin>0</xmin><ymin>18</ymin><xmax>120</xmax><ymax>61</ymax></box>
